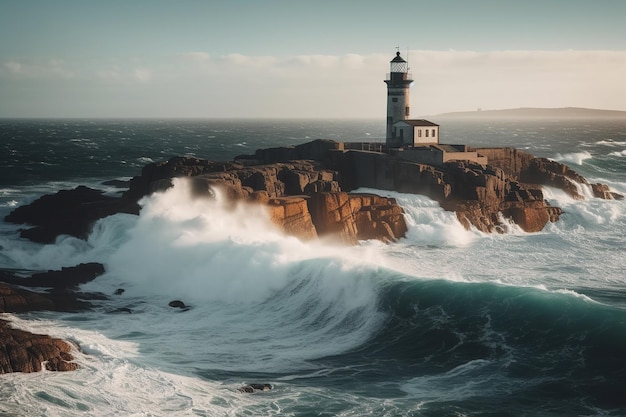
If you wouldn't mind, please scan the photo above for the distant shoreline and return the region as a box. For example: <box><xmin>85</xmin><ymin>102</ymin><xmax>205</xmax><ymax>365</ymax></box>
<box><xmin>431</xmin><ymin>107</ymin><xmax>626</xmax><ymax>119</ymax></box>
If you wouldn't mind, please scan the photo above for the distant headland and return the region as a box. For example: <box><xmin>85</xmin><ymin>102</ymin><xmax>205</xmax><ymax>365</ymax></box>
<box><xmin>432</xmin><ymin>107</ymin><xmax>626</xmax><ymax>119</ymax></box>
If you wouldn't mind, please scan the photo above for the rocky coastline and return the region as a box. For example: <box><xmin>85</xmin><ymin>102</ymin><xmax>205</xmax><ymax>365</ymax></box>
<box><xmin>1</xmin><ymin>139</ymin><xmax>622</xmax><ymax>374</ymax></box>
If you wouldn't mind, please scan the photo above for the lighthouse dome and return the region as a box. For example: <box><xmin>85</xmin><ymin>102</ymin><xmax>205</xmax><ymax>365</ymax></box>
<box><xmin>390</xmin><ymin>52</ymin><xmax>408</xmax><ymax>73</ymax></box>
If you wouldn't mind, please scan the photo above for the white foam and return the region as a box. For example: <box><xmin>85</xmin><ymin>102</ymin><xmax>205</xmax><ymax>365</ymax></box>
<box><xmin>609</xmin><ymin>149</ymin><xmax>626</xmax><ymax>157</ymax></box>
<box><xmin>74</xmin><ymin>178</ymin><xmax>388</xmax><ymax>373</ymax></box>
<box><xmin>0</xmin><ymin>315</ymin><xmax>241</xmax><ymax>417</ymax></box>
<box><xmin>552</xmin><ymin>151</ymin><xmax>592</xmax><ymax>165</ymax></box>
<box><xmin>595</xmin><ymin>140</ymin><xmax>626</xmax><ymax>147</ymax></box>
<box><xmin>354</xmin><ymin>187</ymin><xmax>480</xmax><ymax>248</ymax></box>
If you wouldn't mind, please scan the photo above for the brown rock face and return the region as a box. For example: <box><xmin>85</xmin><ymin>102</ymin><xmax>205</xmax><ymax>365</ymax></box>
<box><xmin>135</xmin><ymin>157</ymin><xmax>405</xmax><ymax>244</ymax></box>
<box><xmin>0</xmin><ymin>263</ymin><xmax>111</xmax><ymax>374</ymax></box>
<box><xmin>0</xmin><ymin>282</ymin><xmax>84</xmax><ymax>373</ymax></box>
<box><xmin>501</xmin><ymin>202</ymin><xmax>552</xmax><ymax>233</ymax></box>
<box><xmin>8</xmin><ymin>140</ymin><xmax>615</xmax><ymax>243</ymax></box>
<box><xmin>267</xmin><ymin>197</ymin><xmax>318</xmax><ymax>241</ymax></box>
<box><xmin>307</xmin><ymin>192</ymin><xmax>407</xmax><ymax>244</ymax></box>
<box><xmin>591</xmin><ymin>183</ymin><xmax>625</xmax><ymax>200</ymax></box>
<box><xmin>471</xmin><ymin>147</ymin><xmax>623</xmax><ymax>201</ymax></box>
<box><xmin>0</xmin><ymin>318</ymin><xmax>78</xmax><ymax>373</ymax></box>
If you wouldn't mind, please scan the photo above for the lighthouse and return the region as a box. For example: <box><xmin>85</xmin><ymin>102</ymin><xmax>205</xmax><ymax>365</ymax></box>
<box><xmin>384</xmin><ymin>51</ymin><xmax>413</xmax><ymax>146</ymax></box>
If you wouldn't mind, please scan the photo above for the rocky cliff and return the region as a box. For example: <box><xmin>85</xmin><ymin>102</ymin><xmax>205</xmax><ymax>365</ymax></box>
<box><xmin>123</xmin><ymin>154</ymin><xmax>407</xmax><ymax>244</ymax></box>
<box><xmin>472</xmin><ymin>147</ymin><xmax>623</xmax><ymax>200</ymax></box>
<box><xmin>6</xmin><ymin>140</ymin><xmax>620</xmax><ymax>244</ymax></box>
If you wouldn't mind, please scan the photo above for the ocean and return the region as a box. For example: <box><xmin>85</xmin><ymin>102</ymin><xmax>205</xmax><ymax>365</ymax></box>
<box><xmin>0</xmin><ymin>118</ymin><xmax>625</xmax><ymax>416</ymax></box>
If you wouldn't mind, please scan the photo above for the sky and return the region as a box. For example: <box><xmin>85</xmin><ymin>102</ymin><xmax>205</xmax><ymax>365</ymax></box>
<box><xmin>1</xmin><ymin>0</ymin><xmax>625</xmax><ymax>118</ymax></box>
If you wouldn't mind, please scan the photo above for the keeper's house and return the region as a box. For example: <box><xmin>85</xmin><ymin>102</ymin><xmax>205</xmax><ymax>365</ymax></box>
<box><xmin>391</xmin><ymin>119</ymin><xmax>440</xmax><ymax>146</ymax></box>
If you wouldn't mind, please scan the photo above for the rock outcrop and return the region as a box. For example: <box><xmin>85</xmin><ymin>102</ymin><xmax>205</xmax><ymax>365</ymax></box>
<box><xmin>6</xmin><ymin>140</ymin><xmax>621</xmax><ymax>243</ymax></box>
<box><xmin>308</xmin><ymin>192</ymin><xmax>407</xmax><ymax>244</ymax></box>
<box><xmin>123</xmin><ymin>155</ymin><xmax>406</xmax><ymax>244</ymax></box>
<box><xmin>5</xmin><ymin>186</ymin><xmax>139</xmax><ymax>244</ymax></box>
<box><xmin>0</xmin><ymin>318</ymin><xmax>78</xmax><ymax>373</ymax></box>
<box><xmin>0</xmin><ymin>263</ymin><xmax>108</xmax><ymax>373</ymax></box>
<box><xmin>0</xmin><ymin>284</ymin><xmax>81</xmax><ymax>373</ymax></box>
<box><xmin>472</xmin><ymin>147</ymin><xmax>624</xmax><ymax>200</ymax></box>
<box><xmin>0</xmin><ymin>263</ymin><xmax>105</xmax><ymax>290</ymax></box>
<box><xmin>320</xmin><ymin>149</ymin><xmax>563</xmax><ymax>233</ymax></box>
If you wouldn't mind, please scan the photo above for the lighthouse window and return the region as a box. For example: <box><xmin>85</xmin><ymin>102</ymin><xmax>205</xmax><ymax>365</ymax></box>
<box><xmin>405</xmin><ymin>106</ymin><xmax>410</xmax><ymax>117</ymax></box>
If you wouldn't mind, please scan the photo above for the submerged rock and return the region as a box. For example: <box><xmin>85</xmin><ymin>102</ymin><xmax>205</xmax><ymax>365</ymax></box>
<box><xmin>238</xmin><ymin>383</ymin><xmax>273</xmax><ymax>393</ymax></box>
<box><xmin>168</xmin><ymin>300</ymin><xmax>189</xmax><ymax>311</ymax></box>
<box><xmin>108</xmin><ymin>307</ymin><xmax>133</xmax><ymax>314</ymax></box>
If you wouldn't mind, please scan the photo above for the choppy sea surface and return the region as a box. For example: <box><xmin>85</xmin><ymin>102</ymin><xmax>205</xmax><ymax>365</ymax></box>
<box><xmin>0</xmin><ymin>118</ymin><xmax>625</xmax><ymax>416</ymax></box>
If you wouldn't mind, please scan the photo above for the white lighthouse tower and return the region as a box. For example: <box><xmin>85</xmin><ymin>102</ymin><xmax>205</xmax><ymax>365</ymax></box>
<box><xmin>384</xmin><ymin>51</ymin><xmax>413</xmax><ymax>147</ymax></box>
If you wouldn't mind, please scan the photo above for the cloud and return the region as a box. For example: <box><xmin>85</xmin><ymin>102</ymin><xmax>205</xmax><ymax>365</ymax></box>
<box><xmin>0</xmin><ymin>59</ymin><xmax>75</xmax><ymax>79</ymax></box>
<box><xmin>2</xmin><ymin>50</ymin><xmax>625</xmax><ymax>117</ymax></box>
<box><xmin>182</xmin><ymin>51</ymin><xmax>210</xmax><ymax>62</ymax></box>
<box><xmin>133</xmin><ymin>68</ymin><xmax>152</xmax><ymax>83</ymax></box>
<box><xmin>4</xmin><ymin>61</ymin><xmax>22</xmax><ymax>73</ymax></box>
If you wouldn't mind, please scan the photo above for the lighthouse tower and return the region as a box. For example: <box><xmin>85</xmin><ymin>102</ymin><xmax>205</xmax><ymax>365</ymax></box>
<box><xmin>384</xmin><ymin>51</ymin><xmax>413</xmax><ymax>146</ymax></box>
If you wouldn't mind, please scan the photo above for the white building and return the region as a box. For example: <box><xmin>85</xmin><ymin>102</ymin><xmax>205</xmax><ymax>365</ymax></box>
<box><xmin>392</xmin><ymin>119</ymin><xmax>440</xmax><ymax>146</ymax></box>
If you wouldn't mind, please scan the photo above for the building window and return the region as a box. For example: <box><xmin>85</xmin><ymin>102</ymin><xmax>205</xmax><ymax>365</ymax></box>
<box><xmin>426</xmin><ymin>129</ymin><xmax>429</xmax><ymax>137</ymax></box>
<box><xmin>418</xmin><ymin>129</ymin><xmax>421</xmax><ymax>138</ymax></box>
<box><xmin>432</xmin><ymin>129</ymin><xmax>436</xmax><ymax>137</ymax></box>
<box><xmin>392</xmin><ymin>98</ymin><xmax>398</xmax><ymax>102</ymax></box>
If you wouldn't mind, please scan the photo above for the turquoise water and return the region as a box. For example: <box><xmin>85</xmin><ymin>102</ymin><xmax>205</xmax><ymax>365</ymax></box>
<box><xmin>0</xmin><ymin>119</ymin><xmax>625</xmax><ymax>416</ymax></box>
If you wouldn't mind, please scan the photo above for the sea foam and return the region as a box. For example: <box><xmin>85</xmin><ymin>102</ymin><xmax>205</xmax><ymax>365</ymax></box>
<box><xmin>552</xmin><ymin>151</ymin><xmax>593</xmax><ymax>165</ymax></box>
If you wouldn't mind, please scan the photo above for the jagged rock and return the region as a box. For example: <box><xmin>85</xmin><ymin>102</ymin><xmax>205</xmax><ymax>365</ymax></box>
<box><xmin>591</xmin><ymin>183</ymin><xmax>625</xmax><ymax>200</ymax></box>
<box><xmin>307</xmin><ymin>192</ymin><xmax>407</xmax><ymax>244</ymax></box>
<box><xmin>267</xmin><ymin>197</ymin><xmax>318</xmax><ymax>240</ymax></box>
<box><xmin>0</xmin><ymin>282</ymin><xmax>94</xmax><ymax>313</ymax></box>
<box><xmin>5</xmin><ymin>186</ymin><xmax>139</xmax><ymax>244</ymax></box>
<box><xmin>308</xmin><ymin>192</ymin><xmax>360</xmax><ymax>244</ymax></box>
<box><xmin>125</xmin><ymin>156</ymin><xmax>245</xmax><ymax>201</ymax></box>
<box><xmin>471</xmin><ymin>147</ymin><xmax>622</xmax><ymax>201</ymax></box>
<box><xmin>501</xmin><ymin>202</ymin><xmax>552</xmax><ymax>232</ymax></box>
<box><xmin>0</xmin><ymin>282</ymin><xmax>85</xmax><ymax>374</ymax></box>
<box><xmin>440</xmin><ymin>201</ymin><xmax>502</xmax><ymax>233</ymax></box>
<box><xmin>113</xmin><ymin>288</ymin><xmax>125</xmax><ymax>295</ymax></box>
<box><xmin>0</xmin><ymin>318</ymin><xmax>78</xmax><ymax>373</ymax></box>
<box><xmin>8</xmin><ymin>140</ymin><xmax>617</xmax><ymax>243</ymax></box>
<box><xmin>0</xmin><ymin>263</ymin><xmax>105</xmax><ymax>290</ymax></box>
